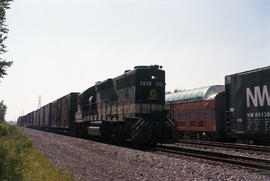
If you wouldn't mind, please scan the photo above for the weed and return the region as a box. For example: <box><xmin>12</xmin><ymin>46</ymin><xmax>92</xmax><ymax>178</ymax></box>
<box><xmin>0</xmin><ymin>122</ymin><xmax>73</xmax><ymax>181</ymax></box>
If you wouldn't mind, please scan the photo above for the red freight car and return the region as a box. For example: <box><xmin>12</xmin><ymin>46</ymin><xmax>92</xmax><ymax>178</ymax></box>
<box><xmin>165</xmin><ymin>85</ymin><xmax>225</xmax><ymax>140</ymax></box>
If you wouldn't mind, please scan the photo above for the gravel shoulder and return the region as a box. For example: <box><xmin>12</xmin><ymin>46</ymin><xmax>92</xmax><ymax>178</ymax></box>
<box><xmin>24</xmin><ymin>128</ymin><xmax>270</xmax><ymax>181</ymax></box>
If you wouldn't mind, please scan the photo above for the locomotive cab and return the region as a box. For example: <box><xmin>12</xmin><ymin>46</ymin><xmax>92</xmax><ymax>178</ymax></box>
<box><xmin>135</xmin><ymin>65</ymin><xmax>165</xmax><ymax>116</ymax></box>
<box><xmin>125</xmin><ymin>65</ymin><xmax>177</xmax><ymax>143</ymax></box>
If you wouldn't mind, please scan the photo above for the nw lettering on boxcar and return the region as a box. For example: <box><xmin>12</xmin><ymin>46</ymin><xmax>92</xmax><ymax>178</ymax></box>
<box><xmin>246</xmin><ymin>85</ymin><xmax>270</xmax><ymax>107</ymax></box>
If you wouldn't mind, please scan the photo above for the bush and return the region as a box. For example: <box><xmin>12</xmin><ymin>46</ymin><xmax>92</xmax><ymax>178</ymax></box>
<box><xmin>0</xmin><ymin>122</ymin><xmax>72</xmax><ymax>181</ymax></box>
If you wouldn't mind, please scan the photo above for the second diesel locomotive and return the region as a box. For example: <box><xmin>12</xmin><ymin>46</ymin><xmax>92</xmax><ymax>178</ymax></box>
<box><xmin>18</xmin><ymin>65</ymin><xmax>177</xmax><ymax>144</ymax></box>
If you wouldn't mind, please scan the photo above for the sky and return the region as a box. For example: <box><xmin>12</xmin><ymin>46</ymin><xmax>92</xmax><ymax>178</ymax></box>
<box><xmin>0</xmin><ymin>0</ymin><xmax>269</xmax><ymax>121</ymax></box>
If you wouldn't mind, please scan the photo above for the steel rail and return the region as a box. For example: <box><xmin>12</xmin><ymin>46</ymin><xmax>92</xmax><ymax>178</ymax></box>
<box><xmin>154</xmin><ymin>145</ymin><xmax>270</xmax><ymax>171</ymax></box>
<box><xmin>178</xmin><ymin>139</ymin><xmax>270</xmax><ymax>153</ymax></box>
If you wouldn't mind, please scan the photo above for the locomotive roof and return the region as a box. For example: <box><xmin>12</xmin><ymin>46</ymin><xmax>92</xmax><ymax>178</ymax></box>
<box><xmin>165</xmin><ymin>85</ymin><xmax>224</xmax><ymax>104</ymax></box>
<box><xmin>112</xmin><ymin>65</ymin><xmax>163</xmax><ymax>80</ymax></box>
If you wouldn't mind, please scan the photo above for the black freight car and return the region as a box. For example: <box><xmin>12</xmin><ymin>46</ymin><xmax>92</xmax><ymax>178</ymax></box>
<box><xmin>17</xmin><ymin>116</ymin><xmax>24</xmax><ymax>127</ymax></box>
<box><xmin>29</xmin><ymin>111</ymin><xmax>34</xmax><ymax>127</ymax></box>
<box><xmin>40</xmin><ymin>106</ymin><xmax>46</xmax><ymax>128</ymax></box>
<box><xmin>50</xmin><ymin>93</ymin><xmax>79</xmax><ymax>131</ymax></box>
<box><xmin>44</xmin><ymin>103</ymin><xmax>51</xmax><ymax>128</ymax></box>
<box><xmin>225</xmin><ymin>66</ymin><xmax>270</xmax><ymax>143</ymax></box>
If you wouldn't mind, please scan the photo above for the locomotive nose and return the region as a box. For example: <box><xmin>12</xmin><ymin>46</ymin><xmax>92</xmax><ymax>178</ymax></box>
<box><xmin>130</xmin><ymin>113</ymin><xmax>177</xmax><ymax>144</ymax></box>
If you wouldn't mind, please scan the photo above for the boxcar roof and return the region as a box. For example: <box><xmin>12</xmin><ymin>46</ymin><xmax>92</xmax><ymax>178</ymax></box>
<box><xmin>225</xmin><ymin>66</ymin><xmax>270</xmax><ymax>78</ymax></box>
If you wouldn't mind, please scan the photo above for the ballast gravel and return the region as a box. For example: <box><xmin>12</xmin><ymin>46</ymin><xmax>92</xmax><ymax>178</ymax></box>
<box><xmin>24</xmin><ymin>128</ymin><xmax>270</xmax><ymax>181</ymax></box>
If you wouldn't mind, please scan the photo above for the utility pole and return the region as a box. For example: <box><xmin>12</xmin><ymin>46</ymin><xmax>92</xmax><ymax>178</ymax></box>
<box><xmin>38</xmin><ymin>94</ymin><xmax>41</xmax><ymax>109</ymax></box>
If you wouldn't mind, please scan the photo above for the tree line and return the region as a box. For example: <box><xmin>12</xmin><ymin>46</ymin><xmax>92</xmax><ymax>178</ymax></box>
<box><xmin>0</xmin><ymin>0</ymin><xmax>13</xmax><ymax>122</ymax></box>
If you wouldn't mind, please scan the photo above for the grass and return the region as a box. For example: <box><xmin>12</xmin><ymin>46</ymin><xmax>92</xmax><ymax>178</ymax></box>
<box><xmin>0</xmin><ymin>122</ymin><xmax>73</xmax><ymax>181</ymax></box>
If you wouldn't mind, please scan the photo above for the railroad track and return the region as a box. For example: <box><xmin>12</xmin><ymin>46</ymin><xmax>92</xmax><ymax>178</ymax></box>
<box><xmin>154</xmin><ymin>145</ymin><xmax>270</xmax><ymax>171</ymax></box>
<box><xmin>178</xmin><ymin>139</ymin><xmax>270</xmax><ymax>153</ymax></box>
